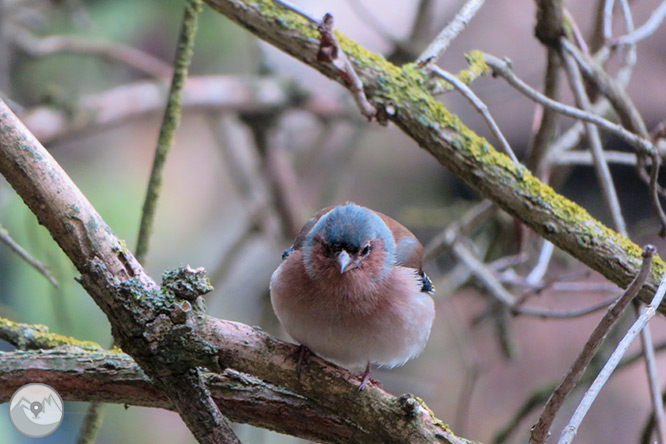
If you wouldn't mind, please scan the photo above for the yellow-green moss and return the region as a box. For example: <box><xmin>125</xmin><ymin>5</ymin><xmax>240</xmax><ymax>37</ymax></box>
<box><xmin>458</xmin><ymin>50</ymin><xmax>488</xmax><ymax>85</ymax></box>
<box><xmin>0</xmin><ymin>317</ymin><xmax>103</xmax><ymax>351</ymax></box>
<box><xmin>251</xmin><ymin>0</ymin><xmax>320</xmax><ymax>40</ymax></box>
<box><xmin>415</xmin><ymin>396</ymin><xmax>449</xmax><ymax>430</ymax></box>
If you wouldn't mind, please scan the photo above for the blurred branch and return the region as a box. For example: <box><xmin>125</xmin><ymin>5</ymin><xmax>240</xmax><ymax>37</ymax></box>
<box><xmin>559</xmin><ymin>262</ymin><xmax>666</xmax><ymax>444</ymax></box>
<box><xmin>9</xmin><ymin>24</ymin><xmax>172</xmax><ymax>78</ymax></box>
<box><xmin>0</xmin><ymin>223</ymin><xmax>58</xmax><ymax>287</ymax></box>
<box><xmin>135</xmin><ymin>0</ymin><xmax>204</xmax><ymax>265</ymax></box>
<box><xmin>21</xmin><ymin>75</ymin><xmax>351</xmax><ymax>145</ymax></box>
<box><xmin>530</xmin><ymin>245</ymin><xmax>655</xmax><ymax>444</ymax></box>
<box><xmin>613</xmin><ymin>0</ymin><xmax>666</xmax><ymax>45</ymax></box>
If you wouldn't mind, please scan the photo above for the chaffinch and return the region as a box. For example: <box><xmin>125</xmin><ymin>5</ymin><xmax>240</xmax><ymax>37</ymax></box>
<box><xmin>270</xmin><ymin>202</ymin><xmax>435</xmax><ymax>389</ymax></box>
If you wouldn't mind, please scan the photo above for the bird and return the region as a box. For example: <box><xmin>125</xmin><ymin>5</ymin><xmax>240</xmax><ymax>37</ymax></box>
<box><xmin>269</xmin><ymin>202</ymin><xmax>435</xmax><ymax>389</ymax></box>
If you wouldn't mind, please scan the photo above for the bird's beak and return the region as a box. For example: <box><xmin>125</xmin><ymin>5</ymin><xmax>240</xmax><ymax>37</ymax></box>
<box><xmin>337</xmin><ymin>250</ymin><xmax>355</xmax><ymax>274</ymax></box>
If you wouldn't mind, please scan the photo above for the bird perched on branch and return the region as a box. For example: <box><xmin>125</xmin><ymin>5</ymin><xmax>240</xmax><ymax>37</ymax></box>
<box><xmin>270</xmin><ymin>202</ymin><xmax>435</xmax><ymax>389</ymax></box>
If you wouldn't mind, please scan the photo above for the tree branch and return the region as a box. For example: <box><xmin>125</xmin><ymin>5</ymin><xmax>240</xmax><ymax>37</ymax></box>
<box><xmin>202</xmin><ymin>0</ymin><xmax>665</xmax><ymax>307</ymax></box>
<box><xmin>0</xmin><ymin>97</ymin><xmax>463</xmax><ymax>442</ymax></box>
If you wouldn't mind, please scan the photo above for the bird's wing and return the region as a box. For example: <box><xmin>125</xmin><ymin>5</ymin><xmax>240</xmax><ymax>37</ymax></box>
<box><xmin>374</xmin><ymin>211</ymin><xmax>424</xmax><ymax>271</ymax></box>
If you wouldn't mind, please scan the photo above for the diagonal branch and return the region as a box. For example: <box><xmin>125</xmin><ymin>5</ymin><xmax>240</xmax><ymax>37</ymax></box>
<box><xmin>203</xmin><ymin>0</ymin><xmax>665</xmax><ymax>307</ymax></box>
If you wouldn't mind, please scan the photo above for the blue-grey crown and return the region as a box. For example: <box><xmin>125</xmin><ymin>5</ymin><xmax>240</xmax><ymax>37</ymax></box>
<box><xmin>306</xmin><ymin>203</ymin><xmax>396</xmax><ymax>261</ymax></box>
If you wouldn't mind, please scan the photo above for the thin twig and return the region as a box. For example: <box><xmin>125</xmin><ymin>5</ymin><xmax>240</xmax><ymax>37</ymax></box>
<box><xmin>483</xmin><ymin>53</ymin><xmax>655</xmax><ymax>156</ymax></box>
<box><xmin>447</xmin><ymin>232</ymin><xmax>516</xmax><ymax>307</ymax></box>
<box><xmin>0</xmin><ymin>224</ymin><xmax>58</xmax><ymax>287</ymax></box>
<box><xmin>526</xmin><ymin>240</ymin><xmax>555</xmax><ymax>285</ymax></box>
<box><xmin>416</xmin><ymin>0</ymin><xmax>486</xmax><ymax>67</ymax></box>
<box><xmin>271</xmin><ymin>0</ymin><xmax>319</xmax><ymax>23</ymax></box>
<box><xmin>558</xmin><ymin>256</ymin><xmax>666</xmax><ymax>444</ymax></box>
<box><xmin>615</xmin><ymin>0</ymin><xmax>637</xmax><ymax>87</ymax></box>
<box><xmin>516</xmin><ymin>295</ymin><xmax>618</xmax><ymax>319</ymax></box>
<box><xmin>613</xmin><ymin>0</ymin><xmax>666</xmax><ymax>45</ymax></box>
<box><xmin>424</xmin><ymin>199</ymin><xmax>496</xmax><ymax>262</ymax></box>
<box><xmin>524</xmin><ymin>48</ymin><xmax>562</xmax><ymax>175</ymax></box>
<box><xmin>647</xmin><ymin>149</ymin><xmax>666</xmax><ymax>237</ymax></box>
<box><xmin>560</xmin><ymin>42</ymin><xmax>628</xmax><ymax>237</ymax></box>
<box><xmin>553</xmin><ymin>150</ymin><xmax>637</xmax><ymax>166</ymax></box>
<box><xmin>135</xmin><ymin>0</ymin><xmax>202</xmax><ymax>264</ymax></box>
<box><xmin>317</xmin><ymin>13</ymin><xmax>376</xmax><ymax>120</ymax></box>
<box><xmin>561</xmin><ymin>38</ymin><xmax>647</xmax><ymax>136</ymax></box>
<box><xmin>602</xmin><ymin>0</ymin><xmax>616</xmax><ymax>40</ymax></box>
<box><xmin>530</xmin><ymin>244</ymin><xmax>656</xmax><ymax>444</ymax></box>
<box><xmin>343</xmin><ymin>0</ymin><xmax>398</xmax><ymax>45</ymax></box>
<box><xmin>635</xmin><ymin>305</ymin><xmax>666</xmax><ymax>444</ymax></box>
<box><xmin>431</xmin><ymin>66</ymin><xmax>518</xmax><ymax>163</ymax></box>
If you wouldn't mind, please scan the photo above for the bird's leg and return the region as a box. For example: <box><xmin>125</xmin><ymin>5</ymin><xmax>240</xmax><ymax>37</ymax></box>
<box><xmin>352</xmin><ymin>361</ymin><xmax>377</xmax><ymax>390</ymax></box>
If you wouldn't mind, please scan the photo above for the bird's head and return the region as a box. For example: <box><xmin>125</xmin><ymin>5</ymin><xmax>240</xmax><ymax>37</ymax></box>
<box><xmin>303</xmin><ymin>203</ymin><xmax>396</xmax><ymax>283</ymax></box>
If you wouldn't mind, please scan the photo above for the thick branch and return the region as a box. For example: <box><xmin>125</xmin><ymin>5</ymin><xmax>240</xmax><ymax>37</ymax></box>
<box><xmin>0</xmin><ymin>99</ymin><xmax>233</xmax><ymax>443</ymax></box>
<box><xmin>0</xmin><ymin>98</ymin><xmax>463</xmax><ymax>442</ymax></box>
<box><xmin>202</xmin><ymin>0</ymin><xmax>665</xmax><ymax>307</ymax></box>
<box><xmin>0</xmin><ymin>334</ymin><xmax>463</xmax><ymax>444</ymax></box>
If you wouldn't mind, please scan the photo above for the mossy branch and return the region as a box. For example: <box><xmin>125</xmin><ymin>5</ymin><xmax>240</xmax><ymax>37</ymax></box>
<box><xmin>135</xmin><ymin>0</ymin><xmax>203</xmax><ymax>264</ymax></box>
<box><xmin>0</xmin><ymin>317</ymin><xmax>104</xmax><ymax>351</ymax></box>
<box><xmin>203</xmin><ymin>0</ymin><xmax>665</xmax><ymax>309</ymax></box>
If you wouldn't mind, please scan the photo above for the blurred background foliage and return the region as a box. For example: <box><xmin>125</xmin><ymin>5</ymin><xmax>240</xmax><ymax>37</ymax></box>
<box><xmin>1</xmin><ymin>0</ymin><xmax>666</xmax><ymax>443</ymax></box>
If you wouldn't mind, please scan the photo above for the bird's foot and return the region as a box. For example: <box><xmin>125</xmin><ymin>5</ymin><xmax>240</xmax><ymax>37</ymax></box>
<box><xmin>351</xmin><ymin>362</ymin><xmax>381</xmax><ymax>390</ymax></box>
<box><xmin>287</xmin><ymin>344</ymin><xmax>312</xmax><ymax>380</ymax></box>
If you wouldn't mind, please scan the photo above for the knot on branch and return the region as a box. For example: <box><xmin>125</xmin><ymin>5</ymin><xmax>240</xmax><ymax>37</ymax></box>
<box><xmin>162</xmin><ymin>265</ymin><xmax>213</xmax><ymax>307</ymax></box>
<box><xmin>143</xmin><ymin>312</ymin><xmax>220</xmax><ymax>374</ymax></box>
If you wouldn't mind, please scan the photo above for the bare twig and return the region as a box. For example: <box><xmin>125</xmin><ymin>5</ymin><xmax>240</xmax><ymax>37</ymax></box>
<box><xmin>558</xmin><ymin>257</ymin><xmax>666</xmax><ymax>444</ymax></box>
<box><xmin>647</xmin><ymin>149</ymin><xmax>666</xmax><ymax>237</ymax></box>
<box><xmin>0</xmin><ymin>224</ymin><xmax>58</xmax><ymax>287</ymax></box>
<box><xmin>317</xmin><ymin>13</ymin><xmax>376</xmax><ymax>121</ymax></box>
<box><xmin>516</xmin><ymin>295</ymin><xmax>618</xmax><ymax>319</ymax></box>
<box><xmin>613</xmin><ymin>0</ymin><xmax>666</xmax><ymax>45</ymax></box>
<box><xmin>343</xmin><ymin>0</ymin><xmax>398</xmax><ymax>45</ymax></box>
<box><xmin>561</xmin><ymin>38</ymin><xmax>647</xmax><ymax>136</ymax></box>
<box><xmin>424</xmin><ymin>199</ymin><xmax>496</xmax><ymax>262</ymax></box>
<box><xmin>483</xmin><ymin>53</ymin><xmax>655</xmax><ymax>156</ymax></box>
<box><xmin>602</xmin><ymin>0</ymin><xmax>616</xmax><ymax>40</ymax></box>
<box><xmin>530</xmin><ymin>245</ymin><xmax>656</xmax><ymax>444</ymax></box>
<box><xmin>416</xmin><ymin>0</ymin><xmax>486</xmax><ymax>67</ymax></box>
<box><xmin>525</xmin><ymin>240</ymin><xmax>555</xmax><ymax>285</ymax></box>
<box><xmin>636</xmin><ymin>308</ymin><xmax>666</xmax><ymax>444</ymax></box>
<box><xmin>271</xmin><ymin>0</ymin><xmax>318</xmax><ymax>23</ymax></box>
<box><xmin>560</xmin><ymin>42</ymin><xmax>628</xmax><ymax>237</ymax></box>
<box><xmin>431</xmin><ymin>66</ymin><xmax>518</xmax><ymax>163</ymax></box>
<box><xmin>524</xmin><ymin>48</ymin><xmax>562</xmax><ymax>174</ymax></box>
<box><xmin>553</xmin><ymin>150</ymin><xmax>637</xmax><ymax>166</ymax></box>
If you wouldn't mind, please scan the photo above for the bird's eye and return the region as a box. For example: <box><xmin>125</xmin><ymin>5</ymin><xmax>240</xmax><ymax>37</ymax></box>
<box><xmin>361</xmin><ymin>244</ymin><xmax>371</xmax><ymax>256</ymax></box>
